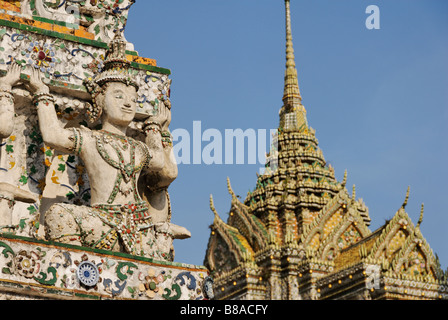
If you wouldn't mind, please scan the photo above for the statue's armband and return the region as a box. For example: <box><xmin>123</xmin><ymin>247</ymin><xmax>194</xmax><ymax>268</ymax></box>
<box><xmin>140</xmin><ymin>142</ymin><xmax>153</xmax><ymax>169</ymax></box>
<box><xmin>68</xmin><ymin>128</ymin><xmax>84</xmax><ymax>156</ymax></box>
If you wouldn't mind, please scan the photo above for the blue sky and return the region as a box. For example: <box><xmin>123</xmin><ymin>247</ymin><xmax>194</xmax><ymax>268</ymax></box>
<box><xmin>125</xmin><ymin>0</ymin><xmax>448</xmax><ymax>269</ymax></box>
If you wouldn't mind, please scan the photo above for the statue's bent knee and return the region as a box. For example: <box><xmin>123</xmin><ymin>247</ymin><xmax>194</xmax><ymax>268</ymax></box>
<box><xmin>44</xmin><ymin>204</ymin><xmax>81</xmax><ymax>245</ymax></box>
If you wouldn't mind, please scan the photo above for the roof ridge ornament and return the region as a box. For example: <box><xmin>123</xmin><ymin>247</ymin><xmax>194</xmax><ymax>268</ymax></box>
<box><xmin>341</xmin><ymin>170</ymin><xmax>348</xmax><ymax>187</ymax></box>
<box><xmin>402</xmin><ymin>186</ymin><xmax>410</xmax><ymax>209</ymax></box>
<box><xmin>417</xmin><ymin>203</ymin><xmax>424</xmax><ymax>228</ymax></box>
<box><xmin>210</xmin><ymin>194</ymin><xmax>219</xmax><ymax>218</ymax></box>
<box><xmin>226</xmin><ymin>177</ymin><xmax>237</xmax><ymax>199</ymax></box>
<box><xmin>351</xmin><ymin>184</ymin><xmax>356</xmax><ymax>204</ymax></box>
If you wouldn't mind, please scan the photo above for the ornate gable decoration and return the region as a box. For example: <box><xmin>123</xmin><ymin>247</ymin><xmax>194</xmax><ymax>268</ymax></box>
<box><xmin>301</xmin><ymin>187</ymin><xmax>371</xmax><ymax>261</ymax></box>
<box><xmin>226</xmin><ymin>178</ymin><xmax>268</xmax><ymax>253</ymax></box>
<box><xmin>367</xmin><ymin>201</ymin><xmax>442</xmax><ymax>281</ymax></box>
<box><xmin>204</xmin><ymin>195</ymin><xmax>257</xmax><ymax>275</ymax></box>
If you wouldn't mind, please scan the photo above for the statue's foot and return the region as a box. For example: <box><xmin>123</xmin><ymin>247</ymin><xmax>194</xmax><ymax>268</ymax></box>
<box><xmin>169</xmin><ymin>224</ymin><xmax>191</xmax><ymax>240</ymax></box>
<box><xmin>154</xmin><ymin>222</ymin><xmax>191</xmax><ymax>240</ymax></box>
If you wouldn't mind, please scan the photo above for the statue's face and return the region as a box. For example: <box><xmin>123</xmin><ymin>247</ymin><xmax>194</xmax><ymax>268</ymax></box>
<box><xmin>102</xmin><ymin>82</ymin><xmax>137</xmax><ymax>127</ymax></box>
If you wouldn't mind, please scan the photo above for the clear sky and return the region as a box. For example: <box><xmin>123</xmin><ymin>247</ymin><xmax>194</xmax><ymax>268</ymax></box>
<box><xmin>125</xmin><ymin>0</ymin><xmax>448</xmax><ymax>269</ymax></box>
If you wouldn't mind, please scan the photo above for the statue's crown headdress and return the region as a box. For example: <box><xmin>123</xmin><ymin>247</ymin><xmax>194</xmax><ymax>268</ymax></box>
<box><xmin>84</xmin><ymin>31</ymin><xmax>139</xmax><ymax>122</ymax></box>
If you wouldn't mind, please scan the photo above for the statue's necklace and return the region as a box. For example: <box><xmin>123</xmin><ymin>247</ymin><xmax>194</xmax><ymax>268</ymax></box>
<box><xmin>96</xmin><ymin>131</ymin><xmax>145</xmax><ymax>203</ymax></box>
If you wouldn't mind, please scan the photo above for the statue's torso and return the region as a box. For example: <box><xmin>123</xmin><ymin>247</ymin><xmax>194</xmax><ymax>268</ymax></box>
<box><xmin>75</xmin><ymin>128</ymin><xmax>150</xmax><ymax>206</ymax></box>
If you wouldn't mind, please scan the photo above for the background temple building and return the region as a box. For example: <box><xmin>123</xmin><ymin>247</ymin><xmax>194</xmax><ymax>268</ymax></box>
<box><xmin>204</xmin><ymin>0</ymin><xmax>448</xmax><ymax>300</ymax></box>
<box><xmin>0</xmin><ymin>0</ymin><xmax>209</xmax><ymax>300</ymax></box>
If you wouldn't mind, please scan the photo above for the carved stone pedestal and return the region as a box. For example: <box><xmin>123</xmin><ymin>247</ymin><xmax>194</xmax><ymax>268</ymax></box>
<box><xmin>0</xmin><ymin>234</ymin><xmax>210</xmax><ymax>300</ymax></box>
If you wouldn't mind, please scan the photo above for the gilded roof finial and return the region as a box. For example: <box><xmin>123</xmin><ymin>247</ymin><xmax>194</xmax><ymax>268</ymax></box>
<box><xmin>417</xmin><ymin>203</ymin><xmax>424</xmax><ymax>228</ymax></box>
<box><xmin>210</xmin><ymin>194</ymin><xmax>219</xmax><ymax>218</ymax></box>
<box><xmin>402</xmin><ymin>186</ymin><xmax>410</xmax><ymax>209</ymax></box>
<box><xmin>283</xmin><ymin>0</ymin><xmax>302</xmax><ymax>107</ymax></box>
<box><xmin>209</xmin><ymin>194</ymin><xmax>240</xmax><ymax>234</ymax></box>
<box><xmin>352</xmin><ymin>184</ymin><xmax>356</xmax><ymax>203</ymax></box>
<box><xmin>342</xmin><ymin>170</ymin><xmax>348</xmax><ymax>187</ymax></box>
<box><xmin>227</xmin><ymin>177</ymin><xmax>237</xmax><ymax>199</ymax></box>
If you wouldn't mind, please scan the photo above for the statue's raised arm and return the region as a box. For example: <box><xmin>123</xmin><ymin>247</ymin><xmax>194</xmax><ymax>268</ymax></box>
<box><xmin>0</xmin><ymin>63</ymin><xmax>22</xmax><ymax>139</ymax></box>
<box><xmin>138</xmin><ymin>101</ymin><xmax>191</xmax><ymax>241</ymax></box>
<box><xmin>0</xmin><ymin>63</ymin><xmax>38</xmax><ymax>231</ymax></box>
<box><xmin>27</xmin><ymin>67</ymin><xmax>76</xmax><ymax>154</ymax></box>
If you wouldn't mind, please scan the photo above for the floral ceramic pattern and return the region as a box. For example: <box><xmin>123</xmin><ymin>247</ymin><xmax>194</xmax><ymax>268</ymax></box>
<box><xmin>0</xmin><ymin>236</ymin><xmax>209</xmax><ymax>300</ymax></box>
<box><xmin>0</xmin><ymin>27</ymin><xmax>171</xmax><ymax>115</ymax></box>
<box><xmin>26</xmin><ymin>41</ymin><xmax>56</xmax><ymax>73</ymax></box>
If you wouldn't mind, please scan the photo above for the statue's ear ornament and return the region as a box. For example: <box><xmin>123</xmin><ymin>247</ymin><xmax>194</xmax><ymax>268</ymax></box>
<box><xmin>85</xmin><ymin>101</ymin><xmax>102</xmax><ymax>124</ymax></box>
<box><xmin>83</xmin><ymin>78</ymin><xmax>103</xmax><ymax>123</ymax></box>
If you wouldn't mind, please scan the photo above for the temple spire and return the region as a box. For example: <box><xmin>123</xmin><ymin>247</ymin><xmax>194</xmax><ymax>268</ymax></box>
<box><xmin>280</xmin><ymin>0</ymin><xmax>308</xmax><ymax>132</ymax></box>
<box><xmin>283</xmin><ymin>0</ymin><xmax>302</xmax><ymax>107</ymax></box>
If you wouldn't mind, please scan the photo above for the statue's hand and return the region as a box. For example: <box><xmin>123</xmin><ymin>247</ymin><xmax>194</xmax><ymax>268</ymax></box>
<box><xmin>146</xmin><ymin>102</ymin><xmax>171</xmax><ymax>131</ymax></box>
<box><xmin>161</xmin><ymin>102</ymin><xmax>172</xmax><ymax>131</ymax></box>
<box><xmin>1</xmin><ymin>63</ymin><xmax>22</xmax><ymax>89</ymax></box>
<box><xmin>26</xmin><ymin>67</ymin><xmax>49</xmax><ymax>94</ymax></box>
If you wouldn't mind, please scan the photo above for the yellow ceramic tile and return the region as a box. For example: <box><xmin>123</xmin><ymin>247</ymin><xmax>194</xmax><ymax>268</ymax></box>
<box><xmin>0</xmin><ymin>0</ymin><xmax>21</xmax><ymax>13</ymax></box>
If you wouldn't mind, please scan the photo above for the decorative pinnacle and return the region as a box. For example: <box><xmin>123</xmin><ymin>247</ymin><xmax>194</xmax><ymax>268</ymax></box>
<box><xmin>210</xmin><ymin>194</ymin><xmax>219</xmax><ymax>217</ymax></box>
<box><xmin>417</xmin><ymin>203</ymin><xmax>424</xmax><ymax>228</ymax></box>
<box><xmin>283</xmin><ymin>0</ymin><xmax>302</xmax><ymax>107</ymax></box>
<box><xmin>210</xmin><ymin>194</ymin><xmax>224</xmax><ymax>228</ymax></box>
<box><xmin>352</xmin><ymin>184</ymin><xmax>356</xmax><ymax>203</ymax></box>
<box><xmin>209</xmin><ymin>194</ymin><xmax>240</xmax><ymax>234</ymax></box>
<box><xmin>402</xmin><ymin>186</ymin><xmax>410</xmax><ymax>209</ymax></box>
<box><xmin>342</xmin><ymin>170</ymin><xmax>348</xmax><ymax>187</ymax></box>
<box><xmin>227</xmin><ymin>177</ymin><xmax>237</xmax><ymax>199</ymax></box>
